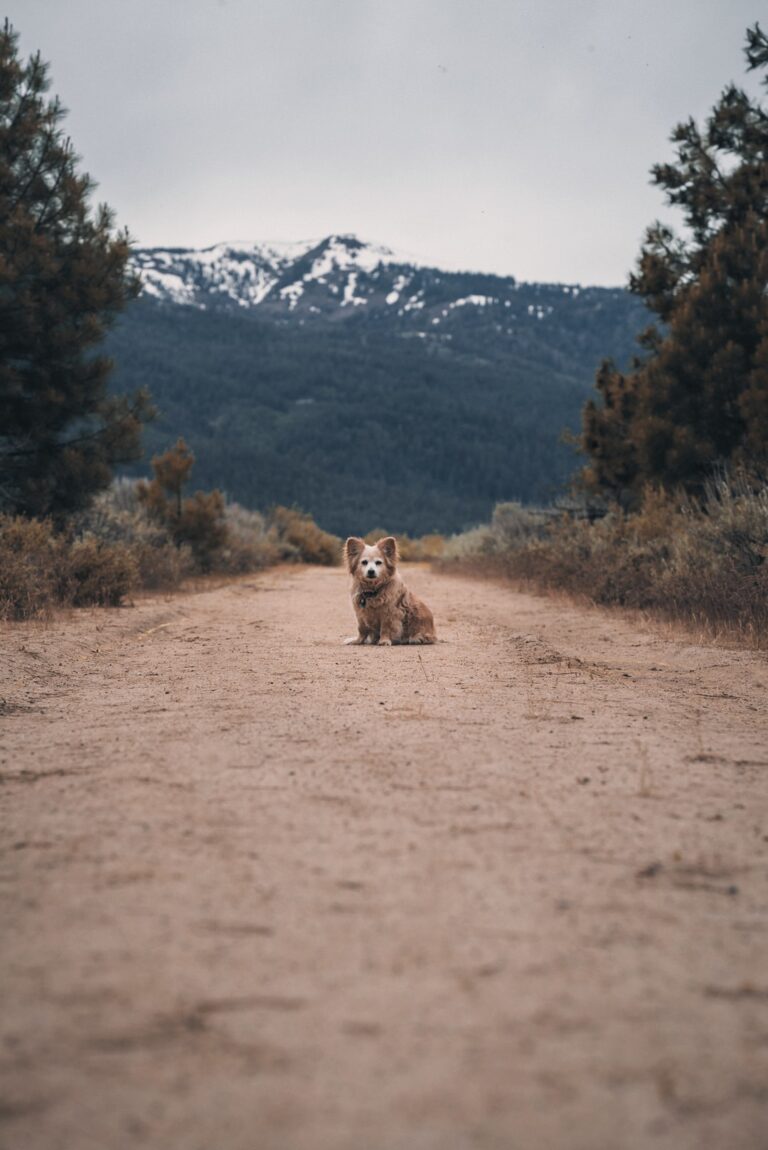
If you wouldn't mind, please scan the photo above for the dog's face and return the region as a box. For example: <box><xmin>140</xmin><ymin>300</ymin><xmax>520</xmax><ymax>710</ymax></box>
<box><xmin>345</xmin><ymin>537</ymin><xmax>398</xmax><ymax>586</ymax></box>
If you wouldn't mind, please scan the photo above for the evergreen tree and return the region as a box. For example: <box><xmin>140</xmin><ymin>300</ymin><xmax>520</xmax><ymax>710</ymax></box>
<box><xmin>582</xmin><ymin>24</ymin><xmax>768</xmax><ymax>503</ymax></box>
<box><xmin>0</xmin><ymin>21</ymin><xmax>152</xmax><ymax>518</ymax></box>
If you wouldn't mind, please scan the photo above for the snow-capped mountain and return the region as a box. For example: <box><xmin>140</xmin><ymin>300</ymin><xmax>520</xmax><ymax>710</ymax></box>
<box><xmin>134</xmin><ymin>234</ymin><xmax>425</xmax><ymax>314</ymax></box>
<box><xmin>131</xmin><ymin>232</ymin><xmax>611</xmax><ymax>334</ymax></box>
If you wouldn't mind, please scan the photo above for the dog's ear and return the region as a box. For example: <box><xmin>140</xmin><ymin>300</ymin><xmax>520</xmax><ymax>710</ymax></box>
<box><xmin>344</xmin><ymin>536</ymin><xmax>365</xmax><ymax>571</ymax></box>
<box><xmin>376</xmin><ymin>536</ymin><xmax>398</xmax><ymax>564</ymax></box>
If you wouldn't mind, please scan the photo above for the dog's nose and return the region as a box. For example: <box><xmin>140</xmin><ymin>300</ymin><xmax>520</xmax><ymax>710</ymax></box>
<box><xmin>366</xmin><ymin>569</ymin><xmax>376</xmax><ymax>579</ymax></box>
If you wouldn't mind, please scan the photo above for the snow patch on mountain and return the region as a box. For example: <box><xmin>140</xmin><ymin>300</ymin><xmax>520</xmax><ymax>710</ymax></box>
<box><xmin>280</xmin><ymin>281</ymin><xmax>304</xmax><ymax>310</ymax></box>
<box><xmin>449</xmin><ymin>295</ymin><xmax>497</xmax><ymax>308</ymax></box>
<box><xmin>140</xmin><ymin>269</ymin><xmax>197</xmax><ymax>306</ymax></box>
<box><xmin>402</xmin><ymin>290</ymin><xmax>425</xmax><ymax>312</ymax></box>
<box><xmin>341</xmin><ymin>272</ymin><xmax>367</xmax><ymax>307</ymax></box>
<box><xmin>385</xmin><ymin>273</ymin><xmax>411</xmax><ymax>306</ymax></box>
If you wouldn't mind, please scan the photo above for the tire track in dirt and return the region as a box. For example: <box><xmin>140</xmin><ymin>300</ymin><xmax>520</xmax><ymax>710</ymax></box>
<box><xmin>1</xmin><ymin>565</ymin><xmax>767</xmax><ymax>1150</ymax></box>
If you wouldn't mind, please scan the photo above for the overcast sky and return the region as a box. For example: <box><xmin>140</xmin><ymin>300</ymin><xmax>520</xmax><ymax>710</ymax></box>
<box><xmin>12</xmin><ymin>0</ymin><xmax>764</xmax><ymax>285</ymax></box>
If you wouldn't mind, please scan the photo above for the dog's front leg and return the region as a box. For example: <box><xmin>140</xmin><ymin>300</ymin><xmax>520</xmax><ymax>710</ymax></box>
<box><xmin>344</xmin><ymin>620</ymin><xmax>372</xmax><ymax>646</ymax></box>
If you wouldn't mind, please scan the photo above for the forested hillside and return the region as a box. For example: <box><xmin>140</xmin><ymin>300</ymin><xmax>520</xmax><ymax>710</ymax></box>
<box><xmin>107</xmin><ymin>239</ymin><xmax>648</xmax><ymax>534</ymax></box>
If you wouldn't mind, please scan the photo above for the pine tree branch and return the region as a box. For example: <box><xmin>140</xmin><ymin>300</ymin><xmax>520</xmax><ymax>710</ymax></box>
<box><xmin>7</xmin><ymin>125</ymin><xmax>62</xmax><ymax>212</ymax></box>
<box><xmin>0</xmin><ymin>401</ymin><xmax>149</xmax><ymax>459</ymax></box>
<box><xmin>33</xmin><ymin>168</ymin><xmax>68</xmax><ymax>232</ymax></box>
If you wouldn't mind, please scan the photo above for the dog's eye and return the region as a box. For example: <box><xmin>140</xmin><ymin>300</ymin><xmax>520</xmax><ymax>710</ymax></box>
<box><xmin>375</xmin><ymin>560</ymin><xmax>382</xmax><ymax>565</ymax></box>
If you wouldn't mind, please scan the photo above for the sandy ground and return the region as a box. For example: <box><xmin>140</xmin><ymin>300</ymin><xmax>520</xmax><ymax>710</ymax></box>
<box><xmin>1</xmin><ymin>563</ymin><xmax>768</xmax><ymax>1150</ymax></box>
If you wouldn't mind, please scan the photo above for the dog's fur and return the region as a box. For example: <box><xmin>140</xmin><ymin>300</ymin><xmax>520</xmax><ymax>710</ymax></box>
<box><xmin>343</xmin><ymin>536</ymin><xmax>436</xmax><ymax>646</ymax></box>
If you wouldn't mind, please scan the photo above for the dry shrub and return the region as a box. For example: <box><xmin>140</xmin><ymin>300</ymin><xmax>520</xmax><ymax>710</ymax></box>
<box><xmin>0</xmin><ymin>515</ymin><xmax>64</xmax><ymax>619</ymax></box>
<box><xmin>74</xmin><ymin>483</ymin><xmax>192</xmax><ymax>590</ymax></box>
<box><xmin>659</xmin><ymin>476</ymin><xmax>768</xmax><ymax>636</ymax></box>
<box><xmin>363</xmin><ymin>527</ymin><xmax>390</xmax><ymax>546</ymax></box>
<box><xmin>219</xmin><ymin>504</ymin><xmax>280</xmax><ymax>573</ymax></box>
<box><xmin>441</xmin><ymin>524</ymin><xmax>498</xmax><ymax>562</ymax></box>
<box><xmin>442</xmin><ymin>502</ymin><xmax>546</xmax><ymax>563</ymax></box>
<box><xmin>269</xmin><ymin>507</ymin><xmax>341</xmax><ymax>565</ymax></box>
<box><xmin>133</xmin><ymin>540</ymin><xmax>193</xmax><ymax>589</ymax></box>
<box><xmin>171</xmin><ymin>489</ymin><xmax>227</xmax><ymax>572</ymax></box>
<box><xmin>137</xmin><ymin>480</ymin><xmax>227</xmax><ymax>573</ymax></box>
<box><xmin>73</xmin><ymin>486</ymin><xmax>341</xmax><ymax>586</ymax></box>
<box><xmin>405</xmin><ymin>533</ymin><xmax>446</xmax><ymax>561</ymax></box>
<box><xmin>0</xmin><ymin>514</ymin><xmax>138</xmax><ymax>619</ymax></box>
<box><xmin>441</xmin><ymin>476</ymin><xmax>768</xmax><ymax>642</ymax></box>
<box><xmin>362</xmin><ymin>529</ymin><xmax>445</xmax><ymax>561</ymax></box>
<box><xmin>65</xmin><ymin>538</ymin><xmax>138</xmax><ymax>606</ymax></box>
<box><xmin>490</xmin><ymin>501</ymin><xmax>549</xmax><ymax>549</ymax></box>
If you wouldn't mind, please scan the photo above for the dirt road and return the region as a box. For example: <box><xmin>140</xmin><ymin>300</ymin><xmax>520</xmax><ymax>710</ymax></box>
<box><xmin>2</xmin><ymin>564</ymin><xmax>767</xmax><ymax>1150</ymax></box>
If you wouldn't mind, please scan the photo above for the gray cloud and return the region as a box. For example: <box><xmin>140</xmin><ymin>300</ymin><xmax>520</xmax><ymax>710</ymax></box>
<box><xmin>12</xmin><ymin>0</ymin><xmax>765</xmax><ymax>284</ymax></box>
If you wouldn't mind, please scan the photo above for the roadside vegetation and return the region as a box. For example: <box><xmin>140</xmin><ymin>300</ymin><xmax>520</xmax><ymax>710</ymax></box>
<box><xmin>0</xmin><ymin>441</ymin><xmax>346</xmax><ymax>621</ymax></box>
<box><xmin>441</xmin><ymin>480</ymin><xmax>768</xmax><ymax>643</ymax></box>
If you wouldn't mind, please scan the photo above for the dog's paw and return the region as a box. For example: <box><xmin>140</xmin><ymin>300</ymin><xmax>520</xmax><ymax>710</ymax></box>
<box><xmin>343</xmin><ymin>636</ymin><xmax>363</xmax><ymax>645</ymax></box>
<box><xmin>378</xmin><ymin>638</ymin><xmax>392</xmax><ymax>647</ymax></box>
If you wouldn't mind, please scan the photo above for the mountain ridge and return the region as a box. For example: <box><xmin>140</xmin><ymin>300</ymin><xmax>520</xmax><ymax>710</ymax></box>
<box><xmin>132</xmin><ymin>232</ymin><xmax>627</xmax><ymax>324</ymax></box>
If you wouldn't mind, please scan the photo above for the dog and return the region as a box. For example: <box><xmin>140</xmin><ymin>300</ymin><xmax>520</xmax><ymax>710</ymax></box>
<box><xmin>343</xmin><ymin>536</ymin><xmax>436</xmax><ymax>646</ymax></box>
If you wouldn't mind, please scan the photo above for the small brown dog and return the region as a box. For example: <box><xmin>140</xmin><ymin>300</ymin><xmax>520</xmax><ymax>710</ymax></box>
<box><xmin>343</xmin><ymin>536</ymin><xmax>436</xmax><ymax>646</ymax></box>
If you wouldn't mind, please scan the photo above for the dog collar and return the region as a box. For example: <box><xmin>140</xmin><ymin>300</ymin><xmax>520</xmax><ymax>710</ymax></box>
<box><xmin>358</xmin><ymin>586</ymin><xmax>382</xmax><ymax>608</ymax></box>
